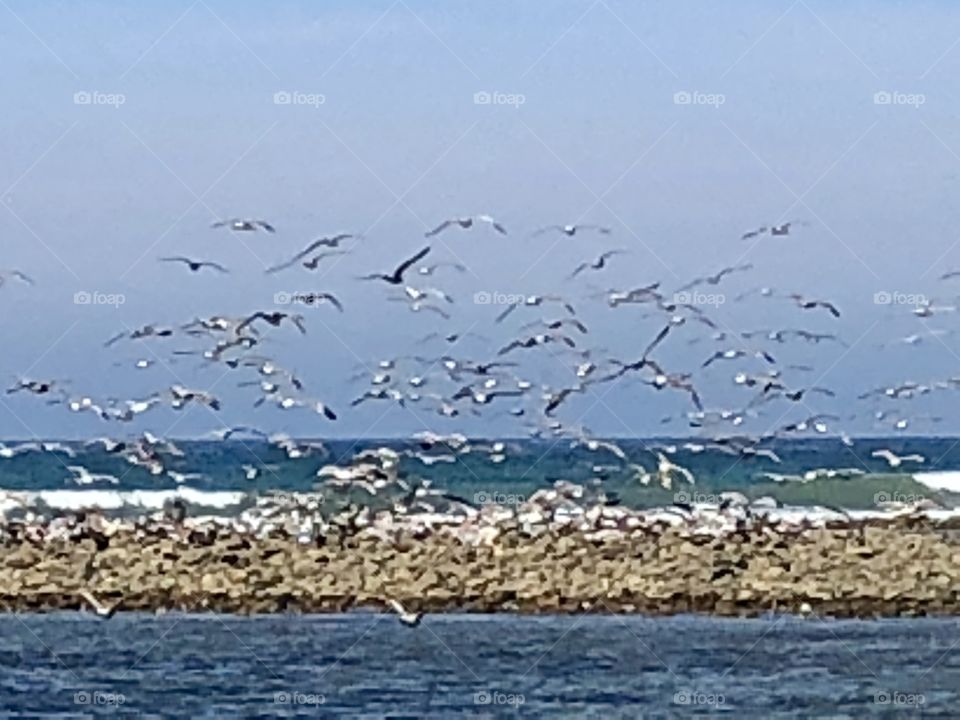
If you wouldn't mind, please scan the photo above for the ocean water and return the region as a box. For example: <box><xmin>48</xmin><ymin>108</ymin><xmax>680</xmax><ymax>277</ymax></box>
<box><xmin>0</xmin><ymin>613</ymin><xmax>956</xmax><ymax>717</ymax></box>
<box><xmin>0</xmin><ymin>436</ymin><xmax>957</xmax><ymax>515</ymax></box>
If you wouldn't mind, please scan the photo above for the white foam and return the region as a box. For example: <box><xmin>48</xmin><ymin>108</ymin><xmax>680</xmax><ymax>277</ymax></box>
<box><xmin>913</xmin><ymin>472</ymin><xmax>960</xmax><ymax>494</ymax></box>
<box><xmin>0</xmin><ymin>488</ymin><xmax>248</xmax><ymax>513</ymax></box>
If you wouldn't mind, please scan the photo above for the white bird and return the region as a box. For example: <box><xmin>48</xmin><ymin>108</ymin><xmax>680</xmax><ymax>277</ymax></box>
<box><xmin>871</xmin><ymin>449</ymin><xmax>925</xmax><ymax>468</ymax></box>
<box><xmin>78</xmin><ymin>589</ymin><xmax>121</xmax><ymax>619</ymax></box>
<box><xmin>387</xmin><ymin>598</ymin><xmax>423</xmax><ymax>627</ymax></box>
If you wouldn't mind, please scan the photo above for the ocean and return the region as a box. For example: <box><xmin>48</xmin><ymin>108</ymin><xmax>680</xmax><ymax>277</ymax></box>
<box><xmin>2</xmin><ymin>613</ymin><xmax>955</xmax><ymax>717</ymax></box>
<box><xmin>0</xmin><ymin>436</ymin><xmax>957</xmax><ymax>518</ymax></box>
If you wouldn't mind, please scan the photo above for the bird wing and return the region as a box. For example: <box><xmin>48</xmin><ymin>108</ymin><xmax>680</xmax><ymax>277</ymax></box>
<box><xmin>425</xmin><ymin>220</ymin><xmax>453</xmax><ymax>237</ymax></box>
<box><xmin>394</xmin><ymin>246</ymin><xmax>432</xmax><ymax>280</ymax></box>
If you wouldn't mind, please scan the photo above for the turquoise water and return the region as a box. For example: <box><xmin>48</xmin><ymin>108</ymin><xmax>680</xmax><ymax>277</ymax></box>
<box><xmin>0</xmin><ymin>436</ymin><xmax>953</xmax><ymax>511</ymax></box>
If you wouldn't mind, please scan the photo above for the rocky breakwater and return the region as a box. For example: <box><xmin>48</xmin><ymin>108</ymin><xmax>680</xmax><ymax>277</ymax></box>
<box><xmin>2</xmin><ymin>491</ymin><xmax>960</xmax><ymax>617</ymax></box>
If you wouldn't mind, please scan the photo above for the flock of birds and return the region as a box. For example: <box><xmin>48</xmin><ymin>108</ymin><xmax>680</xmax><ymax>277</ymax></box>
<box><xmin>2</xmin><ymin>212</ymin><xmax>957</xmax><ymax>493</ymax></box>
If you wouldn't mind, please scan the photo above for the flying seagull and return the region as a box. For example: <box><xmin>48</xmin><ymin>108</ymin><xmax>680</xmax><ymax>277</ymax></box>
<box><xmin>569</xmin><ymin>250</ymin><xmax>627</xmax><ymax>278</ymax></box>
<box><xmin>78</xmin><ymin>589</ymin><xmax>121</xmax><ymax>619</ymax></box>
<box><xmin>211</xmin><ymin>218</ymin><xmax>275</xmax><ymax>233</ymax></box>
<box><xmin>0</xmin><ymin>270</ymin><xmax>34</xmax><ymax>288</ymax></box>
<box><xmin>159</xmin><ymin>257</ymin><xmax>228</xmax><ymax>273</ymax></box>
<box><xmin>425</xmin><ymin>215</ymin><xmax>506</xmax><ymax>237</ymax></box>
<box><xmin>387</xmin><ymin>598</ymin><xmax>423</xmax><ymax>627</ymax></box>
<box><xmin>266</xmin><ymin>234</ymin><xmax>355</xmax><ymax>273</ymax></box>
<box><xmin>360</xmin><ymin>246</ymin><xmax>431</xmax><ymax>285</ymax></box>
<box><xmin>532</xmin><ymin>224</ymin><xmax>612</xmax><ymax>237</ymax></box>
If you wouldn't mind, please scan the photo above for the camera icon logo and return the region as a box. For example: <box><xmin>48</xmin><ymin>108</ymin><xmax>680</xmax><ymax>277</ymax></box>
<box><xmin>273</xmin><ymin>91</ymin><xmax>292</xmax><ymax>105</ymax></box>
<box><xmin>474</xmin><ymin>91</ymin><xmax>491</xmax><ymax>105</ymax></box>
<box><xmin>673</xmin><ymin>91</ymin><xmax>692</xmax><ymax>105</ymax></box>
<box><xmin>74</xmin><ymin>291</ymin><xmax>91</xmax><ymax>305</ymax></box>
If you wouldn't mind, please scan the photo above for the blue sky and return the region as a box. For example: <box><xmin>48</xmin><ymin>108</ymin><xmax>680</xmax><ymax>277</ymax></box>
<box><xmin>3</xmin><ymin>1</ymin><xmax>960</xmax><ymax>438</ymax></box>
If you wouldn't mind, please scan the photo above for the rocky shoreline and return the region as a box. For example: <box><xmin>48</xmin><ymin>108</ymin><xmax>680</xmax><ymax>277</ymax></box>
<box><xmin>3</xmin><ymin>504</ymin><xmax>960</xmax><ymax>617</ymax></box>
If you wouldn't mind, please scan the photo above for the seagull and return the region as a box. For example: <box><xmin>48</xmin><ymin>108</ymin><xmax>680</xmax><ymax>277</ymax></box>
<box><xmin>78</xmin><ymin>589</ymin><xmax>121</xmax><ymax>619</ymax></box>
<box><xmin>387</xmin><ymin>598</ymin><xmax>423</xmax><ymax>627</ymax></box>
<box><xmin>290</xmin><ymin>292</ymin><xmax>343</xmax><ymax>312</ymax></box>
<box><xmin>872</xmin><ymin>449</ymin><xmax>925</xmax><ymax>468</ymax></box>
<box><xmin>360</xmin><ymin>246</ymin><xmax>431</xmax><ymax>285</ymax></box>
<box><xmin>0</xmin><ymin>270</ymin><xmax>34</xmax><ymax>287</ymax></box>
<box><xmin>531</xmin><ymin>224</ymin><xmax>612</xmax><ymax>237</ymax></box>
<box><xmin>425</xmin><ymin>215</ymin><xmax>506</xmax><ymax>237</ymax></box>
<box><xmin>702</xmin><ymin>348</ymin><xmax>776</xmax><ymax>368</ymax></box>
<box><xmin>676</xmin><ymin>263</ymin><xmax>753</xmax><ymax>293</ymax></box>
<box><xmin>303</xmin><ymin>251</ymin><xmax>351</xmax><ymax>270</ymax></box>
<box><xmin>569</xmin><ymin>250</ymin><xmax>627</xmax><ymax>278</ymax></box>
<box><xmin>266</xmin><ymin>235</ymin><xmax>355</xmax><ymax>273</ymax></box>
<box><xmin>494</xmin><ymin>295</ymin><xmax>576</xmax><ymax>323</ymax></box>
<box><xmin>66</xmin><ymin>466</ymin><xmax>119</xmax><ymax>485</ymax></box>
<box><xmin>789</xmin><ymin>294</ymin><xmax>840</xmax><ymax>318</ymax></box>
<box><xmin>159</xmin><ymin>256</ymin><xmax>228</xmax><ymax>273</ymax></box>
<box><xmin>418</xmin><ymin>261</ymin><xmax>467</xmax><ymax>276</ymax></box>
<box><xmin>498</xmin><ymin>333</ymin><xmax>576</xmax><ymax>356</ymax></box>
<box><xmin>236</xmin><ymin>311</ymin><xmax>307</xmax><ymax>335</ymax></box>
<box><xmin>211</xmin><ymin>218</ymin><xmax>275</xmax><ymax>232</ymax></box>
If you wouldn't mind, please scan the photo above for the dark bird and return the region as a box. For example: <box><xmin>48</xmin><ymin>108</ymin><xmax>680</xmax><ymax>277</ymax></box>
<box><xmin>360</xmin><ymin>246</ymin><xmax>431</xmax><ymax>285</ymax></box>
<box><xmin>569</xmin><ymin>250</ymin><xmax>627</xmax><ymax>278</ymax></box>
<box><xmin>676</xmin><ymin>263</ymin><xmax>753</xmax><ymax>292</ymax></box>
<box><xmin>236</xmin><ymin>312</ymin><xmax>307</xmax><ymax>335</ymax></box>
<box><xmin>789</xmin><ymin>294</ymin><xmax>841</xmax><ymax>318</ymax></box>
<box><xmin>266</xmin><ymin>235</ymin><xmax>355</xmax><ymax>273</ymax></box>
<box><xmin>159</xmin><ymin>257</ymin><xmax>228</xmax><ymax>273</ymax></box>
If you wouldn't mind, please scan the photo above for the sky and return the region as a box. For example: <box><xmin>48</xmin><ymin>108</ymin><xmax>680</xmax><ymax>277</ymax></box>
<box><xmin>3</xmin><ymin>0</ymin><xmax>960</xmax><ymax>439</ymax></box>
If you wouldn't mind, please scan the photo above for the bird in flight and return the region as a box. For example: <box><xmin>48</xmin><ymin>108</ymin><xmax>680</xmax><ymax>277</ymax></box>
<box><xmin>425</xmin><ymin>215</ymin><xmax>506</xmax><ymax>237</ymax></box>
<box><xmin>532</xmin><ymin>224</ymin><xmax>612</xmax><ymax>237</ymax></box>
<box><xmin>569</xmin><ymin>250</ymin><xmax>627</xmax><ymax>278</ymax></box>
<box><xmin>0</xmin><ymin>269</ymin><xmax>34</xmax><ymax>288</ymax></box>
<box><xmin>266</xmin><ymin>235</ymin><xmax>355</xmax><ymax>273</ymax></box>
<box><xmin>211</xmin><ymin>218</ymin><xmax>275</xmax><ymax>233</ymax></box>
<box><xmin>159</xmin><ymin>257</ymin><xmax>228</xmax><ymax>273</ymax></box>
<box><xmin>360</xmin><ymin>246</ymin><xmax>431</xmax><ymax>285</ymax></box>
